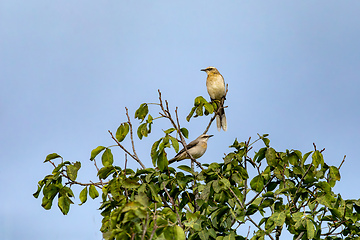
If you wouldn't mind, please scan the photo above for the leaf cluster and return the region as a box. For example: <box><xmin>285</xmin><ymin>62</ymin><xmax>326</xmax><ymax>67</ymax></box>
<box><xmin>34</xmin><ymin>92</ymin><xmax>360</xmax><ymax>240</ymax></box>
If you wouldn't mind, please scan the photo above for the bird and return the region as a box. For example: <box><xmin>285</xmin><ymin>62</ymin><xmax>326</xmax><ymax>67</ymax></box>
<box><xmin>168</xmin><ymin>134</ymin><xmax>213</xmax><ymax>164</ymax></box>
<box><xmin>201</xmin><ymin>66</ymin><xmax>227</xmax><ymax>131</ymax></box>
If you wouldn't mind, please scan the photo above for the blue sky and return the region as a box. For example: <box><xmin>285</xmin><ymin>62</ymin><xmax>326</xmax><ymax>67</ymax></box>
<box><xmin>1</xmin><ymin>1</ymin><xmax>360</xmax><ymax>239</ymax></box>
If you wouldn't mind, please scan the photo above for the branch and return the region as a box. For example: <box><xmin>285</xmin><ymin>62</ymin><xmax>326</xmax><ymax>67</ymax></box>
<box><xmin>49</xmin><ymin>160</ymin><xmax>105</xmax><ymax>187</ymax></box>
<box><xmin>295</xmin><ymin>232</ymin><xmax>305</xmax><ymax>240</ymax></box>
<box><xmin>247</xmin><ymin>216</ymin><xmax>275</xmax><ymax>240</ymax></box>
<box><xmin>338</xmin><ymin>155</ymin><xmax>346</xmax><ymax>170</ymax></box>
<box><xmin>108</xmin><ymin>130</ymin><xmax>145</xmax><ymax>169</ymax></box>
<box><xmin>125</xmin><ymin>107</ymin><xmax>140</xmax><ymax>161</ymax></box>
<box><xmin>163</xmin><ymin>183</ymin><xmax>184</xmax><ymax>229</ymax></box>
<box><xmin>290</xmin><ymin>163</ymin><xmax>314</xmax><ymax>211</ymax></box>
<box><xmin>246</xmin><ymin>176</ymin><xmax>275</xmax><ymax>206</ymax></box>
<box><xmin>158</xmin><ymin>90</ymin><xmax>203</xmax><ymax>170</ymax></box>
<box><xmin>149</xmin><ymin>203</ymin><xmax>158</xmax><ymax>240</ymax></box>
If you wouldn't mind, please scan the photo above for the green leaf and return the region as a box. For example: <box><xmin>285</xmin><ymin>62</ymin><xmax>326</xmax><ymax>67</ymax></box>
<box><xmin>245</xmin><ymin>204</ymin><xmax>258</xmax><ymax>216</ymax></box>
<box><xmin>44</xmin><ymin>153</ymin><xmax>62</xmax><ymax>163</ymax></box>
<box><xmin>306</xmin><ymin>218</ymin><xmax>315</xmax><ymax>239</ymax></box>
<box><xmin>58</xmin><ymin>195</ymin><xmax>71</xmax><ymax>215</ymax></box>
<box><xmin>293</xmin><ymin>166</ymin><xmax>305</xmax><ymax>176</ymax></box>
<box><xmin>164</xmin><ymin>225</ymin><xmax>186</xmax><ymax>240</ymax></box>
<box><xmin>199</xmin><ymin>230</ymin><xmax>210</xmax><ymax>240</ymax></box>
<box><xmin>66</xmin><ymin>162</ymin><xmax>81</xmax><ymax>181</ymax></box>
<box><xmin>302</xmin><ymin>151</ymin><xmax>313</xmax><ymax>164</ymax></box>
<box><xmin>148</xmin><ymin>183</ymin><xmax>161</xmax><ymax>202</ymax></box>
<box><xmin>317</xmin><ymin>193</ymin><xmax>333</xmax><ymax>208</ymax></box>
<box><xmin>287</xmin><ymin>153</ymin><xmax>299</xmax><ymax>166</ymax></box>
<box><xmin>137</xmin><ymin>123</ymin><xmax>148</xmax><ymax>139</ymax></box>
<box><xmin>170</xmin><ymin>136</ymin><xmax>179</xmax><ymax>153</ymax></box>
<box><xmin>90</xmin><ymin>146</ymin><xmax>106</xmax><ymax>161</ymax></box>
<box><xmin>270</xmin><ymin>211</ymin><xmax>286</xmax><ymax>227</ymax></box>
<box><xmin>151</xmin><ymin>139</ymin><xmax>161</xmax><ymax>167</ymax></box>
<box><xmin>316</xmin><ymin>181</ymin><xmax>331</xmax><ymax>193</ymax></box>
<box><xmin>41</xmin><ymin>195</ymin><xmax>54</xmax><ymax>210</ymax></box>
<box><xmin>204</xmin><ymin>102</ymin><xmax>214</xmax><ymax>114</ymax></box>
<box><xmin>196</xmin><ymin>105</ymin><xmax>204</xmax><ymax>116</ymax></box>
<box><xmin>250</xmin><ymin>175</ymin><xmax>264</xmax><ymax>192</ymax></box>
<box><xmin>265</xmin><ymin>148</ymin><xmax>277</xmax><ymax>167</ymax></box>
<box><xmin>101</xmin><ymin>148</ymin><xmax>113</xmax><ymax>167</ymax></box>
<box><xmin>329</xmin><ymin>166</ymin><xmax>341</xmax><ymax>181</ymax></box>
<box><xmin>33</xmin><ymin>181</ymin><xmax>45</xmax><ymax>198</ymax></box>
<box><xmin>135</xmin><ymin>103</ymin><xmax>148</xmax><ymax>122</ymax></box>
<box><xmin>157</xmin><ymin>149</ymin><xmax>168</xmax><ymax>171</ymax></box>
<box><xmin>312</xmin><ymin>150</ymin><xmax>323</xmax><ymax>168</ymax></box>
<box><xmin>212</xmin><ymin>180</ymin><xmax>221</xmax><ymax>193</ymax></box>
<box><xmin>115</xmin><ymin>123</ymin><xmax>129</xmax><ymax>142</ymax></box>
<box><xmin>123</xmin><ymin>178</ymin><xmax>140</xmax><ymax>189</ymax></box>
<box><xmin>262</xmin><ymin>138</ymin><xmax>270</xmax><ymax>147</ymax></box>
<box><xmin>254</xmin><ymin>147</ymin><xmax>267</xmax><ymax>163</ymax></box>
<box><xmin>79</xmin><ymin>187</ymin><xmax>87</xmax><ymax>205</ymax></box>
<box><xmin>260</xmin><ymin>198</ymin><xmax>275</xmax><ymax>209</ymax></box>
<box><xmin>97</xmin><ymin>166</ymin><xmax>115</xmax><ymax>179</ymax></box>
<box><xmin>89</xmin><ymin>185</ymin><xmax>99</xmax><ymax>199</ymax></box>
<box><xmin>194</xmin><ymin>96</ymin><xmax>207</xmax><ymax>106</ymax></box>
<box><xmin>186</xmin><ymin>106</ymin><xmax>197</xmax><ymax>122</ymax></box>
<box><xmin>164</xmin><ymin>128</ymin><xmax>176</xmax><ymax>134</ymax></box>
<box><xmin>178</xmin><ymin>165</ymin><xmax>195</xmax><ymax>175</ymax></box>
<box><xmin>180</xmin><ymin>128</ymin><xmax>189</xmax><ymax>139</ymax></box>
<box><xmin>220</xmin><ymin>178</ymin><xmax>231</xmax><ymax>189</ymax></box>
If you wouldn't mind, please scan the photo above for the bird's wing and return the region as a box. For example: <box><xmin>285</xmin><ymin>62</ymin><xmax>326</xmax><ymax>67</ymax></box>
<box><xmin>173</xmin><ymin>140</ymin><xmax>198</xmax><ymax>158</ymax></box>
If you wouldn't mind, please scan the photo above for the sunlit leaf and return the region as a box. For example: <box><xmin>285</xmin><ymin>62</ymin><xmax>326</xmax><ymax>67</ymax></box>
<box><xmin>79</xmin><ymin>187</ymin><xmax>87</xmax><ymax>205</ymax></box>
<box><xmin>44</xmin><ymin>153</ymin><xmax>62</xmax><ymax>163</ymax></box>
<box><xmin>135</xmin><ymin>103</ymin><xmax>148</xmax><ymax>122</ymax></box>
<box><xmin>329</xmin><ymin>166</ymin><xmax>341</xmax><ymax>181</ymax></box>
<box><xmin>265</xmin><ymin>148</ymin><xmax>277</xmax><ymax>167</ymax></box>
<box><xmin>115</xmin><ymin>123</ymin><xmax>129</xmax><ymax>142</ymax></box>
<box><xmin>89</xmin><ymin>185</ymin><xmax>99</xmax><ymax>199</ymax></box>
<box><xmin>270</xmin><ymin>211</ymin><xmax>286</xmax><ymax>227</ymax></box>
<box><xmin>180</xmin><ymin>128</ymin><xmax>189</xmax><ymax>139</ymax></box>
<box><xmin>58</xmin><ymin>195</ymin><xmax>71</xmax><ymax>215</ymax></box>
<box><xmin>90</xmin><ymin>146</ymin><xmax>106</xmax><ymax>161</ymax></box>
<box><xmin>101</xmin><ymin>148</ymin><xmax>113</xmax><ymax>167</ymax></box>
<box><xmin>306</xmin><ymin>218</ymin><xmax>315</xmax><ymax>239</ymax></box>
<box><xmin>170</xmin><ymin>136</ymin><xmax>179</xmax><ymax>153</ymax></box>
<box><xmin>157</xmin><ymin>149</ymin><xmax>168</xmax><ymax>171</ymax></box>
<box><xmin>250</xmin><ymin>175</ymin><xmax>264</xmax><ymax>192</ymax></box>
<box><xmin>66</xmin><ymin>163</ymin><xmax>81</xmax><ymax>181</ymax></box>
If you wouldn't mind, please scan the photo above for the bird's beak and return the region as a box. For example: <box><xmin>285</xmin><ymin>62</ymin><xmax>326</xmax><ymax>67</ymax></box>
<box><xmin>201</xmin><ymin>68</ymin><xmax>206</xmax><ymax>72</ymax></box>
<box><xmin>208</xmin><ymin>135</ymin><xmax>214</xmax><ymax>138</ymax></box>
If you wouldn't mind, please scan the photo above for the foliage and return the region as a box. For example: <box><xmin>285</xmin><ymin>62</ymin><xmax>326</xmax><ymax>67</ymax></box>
<box><xmin>34</xmin><ymin>91</ymin><xmax>360</xmax><ymax>240</ymax></box>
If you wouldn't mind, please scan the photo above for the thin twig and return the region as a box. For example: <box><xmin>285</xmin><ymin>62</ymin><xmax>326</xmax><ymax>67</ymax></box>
<box><xmin>141</xmin><ymin>212</ymin><xmax>149</xmax><ymax>240</ymax></box>
<box><xmin>338</xmin><ymin>155</ymin><xmax>346</xmax><ymax>170</ymax></box>
<box><xmin>246</xmin><ymin>176</ymin><xmax>275</xmax><ymax>206</ymax></box>
<box><xmin>124</xmin><ymin>154</ymin><xmax>129</xmax><ymax>202</ymax></box>
<box><xmin>149</xmin><ymin>203</ymin><xmax>158</xmax><ymax>240</ymax></box>
<box><xmin>108</xmin><ymin>130</ymin><xmax>145</xmax><ymax>169</ymax></box>
<box><xmin>295</xmin><ymin>232</ymin><xmax>305</xmax><ymax>240</ymax></box>
<box><xmin>48</xmin><ymin>160</ymin><xmax>105</xmax><ymax>187</ymax></box>
<box><xmin>163</xmin><ymin>183</ymin><xmax>184</xmax><ymax>229</ymax></box>
<box><xmin>247</xmin><ymin>216</ymin><xmax>275</xmax><ymax>240</ymax></box>
<box><xmin>158</xmin><ymin>90</ymin><xmax>203</xmax><ymax>170</ymax></box>
<box><xmin>125</xmin><ymin>107</ymin><xmax>140</xmax><ymax>161</ymax></box>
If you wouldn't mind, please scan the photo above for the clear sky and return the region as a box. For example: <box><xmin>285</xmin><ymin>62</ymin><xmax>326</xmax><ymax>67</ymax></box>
<box><xmin>1</xmin><ymin>1</ymin><xmax>360</xmax><ymax>239</ymax></box>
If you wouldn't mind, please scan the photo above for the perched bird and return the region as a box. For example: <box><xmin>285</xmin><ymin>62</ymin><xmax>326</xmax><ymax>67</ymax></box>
<box><xmin>168</xmin><ymin>134</ymin><xmax>213</xmax><ymax>164</ymax></box>
<box><xmin>201</xmin><ymin>66</ymin><xmax>227</xmax><ymax>131</ymax></box>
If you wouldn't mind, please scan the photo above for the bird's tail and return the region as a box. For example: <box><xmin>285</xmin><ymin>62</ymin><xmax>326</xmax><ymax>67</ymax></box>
<box><xmin>216</xmin><ymin>108</ymin><xmax>227</xmax><ymax>131</ymax></box>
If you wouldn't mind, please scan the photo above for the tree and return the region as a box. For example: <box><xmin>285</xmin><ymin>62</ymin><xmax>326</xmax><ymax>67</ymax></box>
<box><xmin>34</xmin><ymin>90</ymin><xmax>360</xmax><ymax>240</ymax></box>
